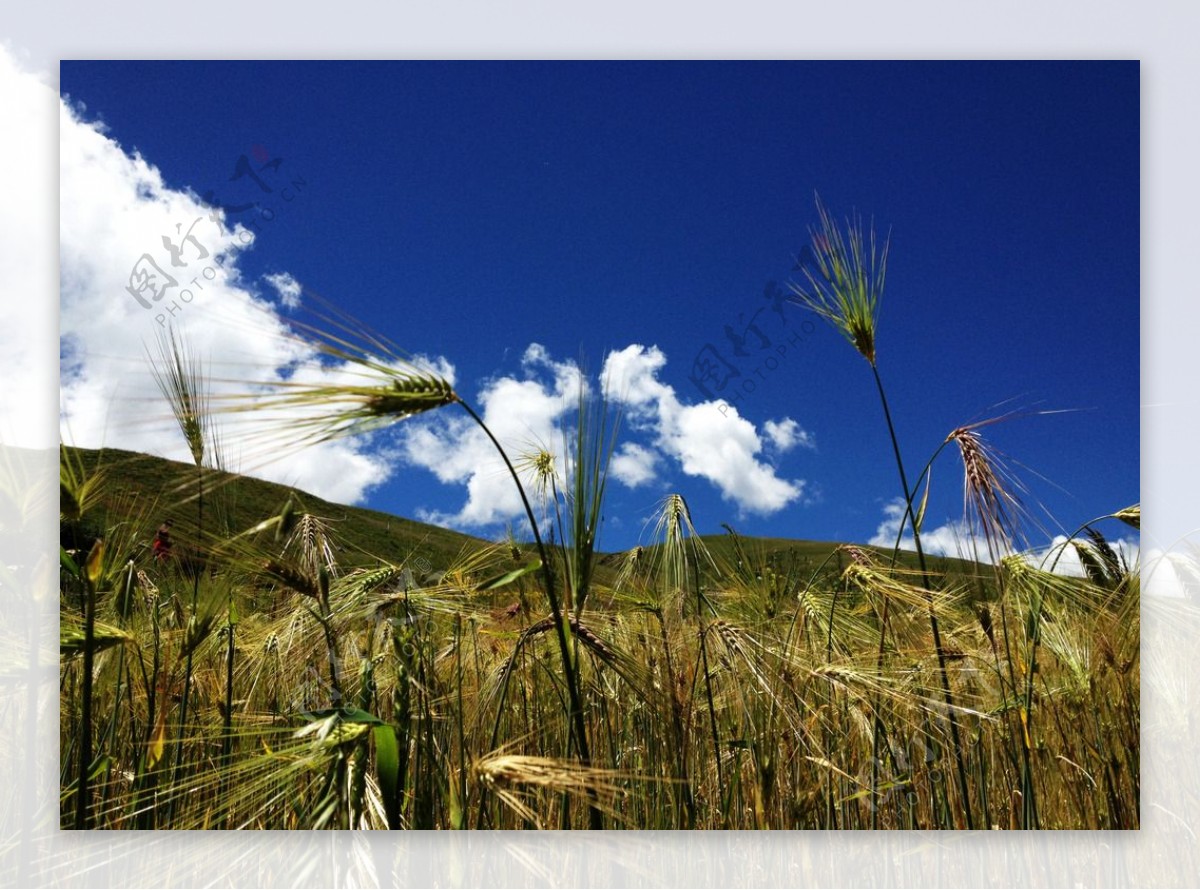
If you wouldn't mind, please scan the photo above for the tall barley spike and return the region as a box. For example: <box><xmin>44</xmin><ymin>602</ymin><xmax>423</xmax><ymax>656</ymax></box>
<box><xmin>148</xmin><ymin>327</ymin><xmax>209</xmax><ymax>467</ymax></box>
<box><xmin>788</xmin><ymin>195</ymin><xmax>976</xmax><ymax>829</ymax></box>
<box><xmin>787</xmin><ymin>194</ymin><xmax>888</xmax><ymax>366</ymax></box>
<box><xmin>204</xmin><ymin>286</ymin><xmax>461</xmax><ymax>464</ymax></box>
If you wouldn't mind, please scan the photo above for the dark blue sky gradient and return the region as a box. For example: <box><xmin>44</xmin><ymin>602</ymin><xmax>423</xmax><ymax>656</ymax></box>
<box><xmin>61</xmin><ymin>61</ymin><xmax>1139</xmax><ymax>549</ymax></box>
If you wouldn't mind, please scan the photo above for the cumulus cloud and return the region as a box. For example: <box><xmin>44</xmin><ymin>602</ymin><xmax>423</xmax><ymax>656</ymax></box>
<box><xmin>57</xmin><ymin>79</ymin><xmax>430</xmax><ymax>505</ymax></box>
<box><xmin>602</xmin><ymin>344</ymin><xmax>805</xmax><ymax>516</ymax></box>
<box><xmin>399</xmin><ymin>342</ymin><xmax>812</xmax><ymax>529</ymax></box>
<box><xmin>763</xmin><ymin>418</ymin><xmax>815</xmax><ymax>453</ymax></box>
<box><xmin>868</xmin><ymin>497</ymin><xmax>1140</xmax><ymax>576</ymax></box>
<box><xmin>402</xmin><ymin>344</ymin><xmax>583</xmax><ymax>528</ymax></box>
<box><xmin>263</xmin><ymin>271</ymin><xmax>302</xmax><ymax>309</ymax></box>
<box><xmin>610</xmin><ymin>442</ymin><xmax>659</xmax><ymax>488</ymax></box>
<box><xmin>0</xmin><ymin>47</ymin><xmax>56</xmax><ymax>448</ymax></box>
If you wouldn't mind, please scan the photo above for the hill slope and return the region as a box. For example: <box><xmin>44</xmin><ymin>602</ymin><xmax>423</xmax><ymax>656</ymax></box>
<box><xmin>61</xmin><ymin>446</ymin><xmax>493</xmax><ymax>571</ymax></box>
<box><xmin>62</xmin><ymin>445</ymin><xmax>983</xmax><ymax>581</ymax></box>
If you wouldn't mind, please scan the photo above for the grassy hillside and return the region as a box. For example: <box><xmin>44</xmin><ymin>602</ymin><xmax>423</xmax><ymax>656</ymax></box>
<box><xmin>62</xmin><ymin>445</ymin><xmax>983</xmax><ymax>585</ymax></box>
<box><xmin>61</xmin><ymin>445</ymin><xmax>493</xmax><ymax>573</ymax></box>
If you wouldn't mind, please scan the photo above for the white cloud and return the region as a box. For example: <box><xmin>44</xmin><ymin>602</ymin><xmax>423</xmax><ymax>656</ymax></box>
<box><xmin>868</xmin><ymin>498</ymin><xmax>980</xmax><ymax>559</ymax></box>
<box><xmin>402</xmin><ymin>342</ymin><xmax>811</xmax><ymax>528</ymax></box>
<box><xmin>611</xmin><ymin>442</ymin><xmax>659</xmax><ymax>488</ymax></box>
<box><xmin>56</xmin><ymin>81</ymin><xmax>439</xmax><ymax>506</ymax></box>
<box><xmin>402</xmin><ymin>344</ymin><xmax>583</xmax><ymax>528</ymax></box>
<box><xmin>263</xmin><ymin>271</ymin><xmax>302</xmax><ymax>309</ymax></box>
<box><xmin>602</xmin><ymin>344</ymin><xmax>805</xmax><ymax>516</ymax></box>
<box><xmin>868</xmin><ymin>497</ymin><xmax>1140</xmax><ymax>576</ymax></box>
<box><xmin>0</xmin><ymin>47</ymin><xmax>56</xmax><ymax>448</ymax></box>
<box><xmin>763</xmin><ymin>418</ymin><xmax>814</xmax><ymax>453</ymax></box>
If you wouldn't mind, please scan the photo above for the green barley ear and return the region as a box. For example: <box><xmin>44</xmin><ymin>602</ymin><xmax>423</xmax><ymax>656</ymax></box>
<box><xmin>148</xmin><ymin>327</ymin><xmax>209</xmax><ymax>467</ymax></box>
<box><xmin>788</xmin><ymin>194</ymin><xmax>888</xmax><ymax>366</ymax></box>
<box><xmin>204</xmin><ymin>287</ymin><xmax>461</xmax><ymax>464</ymax></box>
<box><xmin>215</xmin><ymin>360</ymin><xmax>459</xmax><ymax>454</ymax></box>
<box><xmin>60</xmin><ymin>444</ymin><xmax>106</xmax><ymax>522</ymax></box>
<box><xmin>364</xmin><ymin>374</ymin><xmax>459</xmax><ymax>419</ymax></box>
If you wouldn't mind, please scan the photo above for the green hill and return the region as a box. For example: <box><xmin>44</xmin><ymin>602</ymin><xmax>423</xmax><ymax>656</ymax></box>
<box><xmin>61</xmin><ymin>445</ymin><xmax>984</xmax><ymax>584</ymax></box>
<box><xmin>60</xmin><ymin>445</ymin><xmax>493</xmax><ymax>572</ymax></box>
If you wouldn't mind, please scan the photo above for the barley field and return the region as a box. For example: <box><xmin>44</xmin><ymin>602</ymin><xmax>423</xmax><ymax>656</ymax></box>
<box><xmin>60</xmin><ymin>206</ymin><xmax>1139</xmax><ymax>830</ymax></box>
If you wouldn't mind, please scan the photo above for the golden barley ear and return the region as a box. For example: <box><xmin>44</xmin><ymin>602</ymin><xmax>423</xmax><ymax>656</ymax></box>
<box><xmin>1114</xmin><ymin>504</ymin><xmax>1140</xmax><ymax>530</ymax></box>
<box><xmin>947</xmin><ymin>425</ymin><xmax>1028</xmax><ymax>560</ymax></box>
<box><xmin>472</xmin><ymin>751</ymin><xmax>639</xmax><ymax>828</ymax></box>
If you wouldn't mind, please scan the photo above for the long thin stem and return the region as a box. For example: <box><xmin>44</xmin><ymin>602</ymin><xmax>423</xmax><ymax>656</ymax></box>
<box><xmin>170</xmin><ymin>465</ymin><xmax>203</xmax><ymax>816</ymax></box>
<box><xmin>688</xmin><ymin>535</ymin><xmax>725</xmax><ymax>821</ymax></box>
<box><xmin>455</xmin><ymin>398</ymin><xmax>602</xmax><ymax>829</ymax></box>
<box><xmin>75</xmin><ymin>557</ymin><xmax>97</xmax><ymax>830</ymax></box>
<box><xmin>870</xmin><ymin>362</ymin><xmax>975</xmax><ymax>830</ymax></box>
<box><xmin>222</xmin><ymin>602</ymin><xmax>235</xmax><ymax>754</ymax></box>
<box><xmin>870</xmin><ymin>590</ymin><xmax>891</xmax><ymax>830</ymax></box>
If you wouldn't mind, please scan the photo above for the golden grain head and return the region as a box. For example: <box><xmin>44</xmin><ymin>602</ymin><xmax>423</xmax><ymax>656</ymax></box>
<box><xmin>1114</xmin><ymin>504</ymin><xmax>1140</xmax><ymax>530</ymax></box>
<box><xmin>948</xmin><ymin>425</ymin><xmax>1025</xmax><ymax>556</ymax></box>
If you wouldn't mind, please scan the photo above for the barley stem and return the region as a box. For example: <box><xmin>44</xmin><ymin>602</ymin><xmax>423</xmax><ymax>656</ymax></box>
<box><xmin>870</xmin><ymin>361</ymin><xmax>975</xmax><ymax>830</ymax></box>
<box><xmin>455</xmin><ymin>398</ymin><xmax>602</xmax><ymax>829</ymax></box>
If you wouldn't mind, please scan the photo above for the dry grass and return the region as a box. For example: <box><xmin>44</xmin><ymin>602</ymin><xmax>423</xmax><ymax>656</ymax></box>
<box><xmin>60</xmin><ymin>475</ymin><xmax>1140</xmax><ymax>830</ymax></box>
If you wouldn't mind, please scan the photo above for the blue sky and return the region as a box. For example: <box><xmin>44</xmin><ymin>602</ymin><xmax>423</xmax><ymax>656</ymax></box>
<box><xmin>59</xmin><ymin>61</ymin><xmax>1139</xmax><ymax>555</ymax></box>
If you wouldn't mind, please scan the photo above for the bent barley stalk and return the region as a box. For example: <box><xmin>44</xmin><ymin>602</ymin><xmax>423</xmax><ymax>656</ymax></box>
<box><xmin>211</xmin><ymin>300</ymin><xmax>602</xmax><ymax>828</ymax></box>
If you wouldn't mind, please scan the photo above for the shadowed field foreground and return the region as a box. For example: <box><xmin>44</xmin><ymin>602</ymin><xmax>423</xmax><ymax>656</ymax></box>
<box><xmin>59</xmin><ymin>455</ymin><xmax>1140</xmax><ymax>829</ymax></box>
